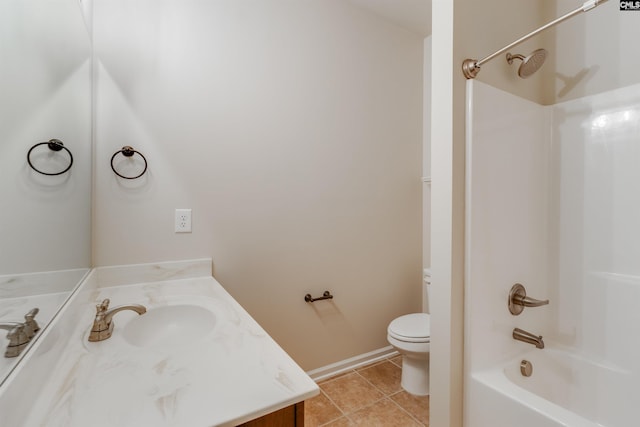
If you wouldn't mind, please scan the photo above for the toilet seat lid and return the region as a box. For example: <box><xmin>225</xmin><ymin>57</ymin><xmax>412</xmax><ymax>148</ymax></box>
<box><xmin>388</xmin><ymin>313</ymin><xmax>430</xmax><ymax>342</ymax></box>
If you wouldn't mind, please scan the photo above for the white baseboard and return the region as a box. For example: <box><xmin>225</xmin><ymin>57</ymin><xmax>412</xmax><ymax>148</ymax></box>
<box><xmin>306</xmin><ymin>346</ymin><xmax>399</xmax><ymax>382</ymax></box>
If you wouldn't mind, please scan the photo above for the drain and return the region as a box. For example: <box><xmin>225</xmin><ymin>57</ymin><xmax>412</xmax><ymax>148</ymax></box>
<box><xmin>520</xmin><ymin>359</ymin><xmax>533</xmax><ymax>377</ymax></box>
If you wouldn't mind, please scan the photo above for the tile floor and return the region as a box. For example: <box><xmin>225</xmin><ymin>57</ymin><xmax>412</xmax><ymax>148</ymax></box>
<box><xmin>304</xmin><ymin>356</ymin><xmax>429</xmax><ymax>426</ymax></box>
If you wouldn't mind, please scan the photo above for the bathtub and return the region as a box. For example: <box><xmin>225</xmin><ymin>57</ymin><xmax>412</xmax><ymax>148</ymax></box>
<box><xmin>465</xmin><ymin>347</ymin><xmax>635</xmax><ymax>427</ymax></box>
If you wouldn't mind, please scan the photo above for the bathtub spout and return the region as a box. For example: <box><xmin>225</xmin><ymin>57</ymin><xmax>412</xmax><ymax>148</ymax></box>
<box><xmin>513</xmin><ymin>327</ymin><xmax>544</xmax><ymax>349</ymax></box>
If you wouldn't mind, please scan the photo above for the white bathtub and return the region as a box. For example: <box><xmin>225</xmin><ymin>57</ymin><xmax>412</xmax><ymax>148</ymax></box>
<box><xmin>465</xmin><ymin>347</ymin><xmax>636</xmax><ymax>427</ymax></box>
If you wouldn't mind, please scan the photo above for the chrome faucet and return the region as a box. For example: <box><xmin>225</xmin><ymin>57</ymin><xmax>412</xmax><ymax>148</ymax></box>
<box><xmin>88</xmin><ymin>298</ymin><xmax>147</xmax><ymax>342</ymax></box>
<box><xmin>0</xmin><ymin>308</ymin><xmax>41</xmax><ymax>357</ymax></box>
<box><xmin>513</xmin><ymin>327</ymin><xmax>544</xmax><ymax>349</ymax></box>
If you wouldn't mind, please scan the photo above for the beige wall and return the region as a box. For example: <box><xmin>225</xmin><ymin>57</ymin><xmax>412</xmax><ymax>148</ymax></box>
<box><xmin>461</xmin><ymin>1</ymin><xmax>551</xmax><ymax>104</ymax></box>
<box><xmin>92</xmin><ymin>0</ymin><xmax>423</xmax><ymax>370</ymax></box>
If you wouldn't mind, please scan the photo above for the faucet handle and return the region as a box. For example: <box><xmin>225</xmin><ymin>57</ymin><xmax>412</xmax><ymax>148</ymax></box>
<box><xmin>22</xmin><ymin>308</ymin><xmax>40</xmax><ymax>338</ymax></box>
<box><xmin>96</xmin><ymin>299</ymin><xmax>110</xmax><ymax>314</ymax></box>
<box><xmin>517</xmin><ymin>294</ymin><xmax>549</xmax><ymax>307</ymax></box>
<box><xmin>24</xmin><ymin>307</ymin><xmax>39</xmax><ymax>321</ymax></box>
<box><xmin>509</xmin><ymin>283</ymin><xmax>549</xmax><ymax>315</ymax></box>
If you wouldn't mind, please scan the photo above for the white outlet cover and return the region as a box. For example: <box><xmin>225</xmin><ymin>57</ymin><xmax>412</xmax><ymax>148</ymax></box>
<box><xmin>175</xmin><ymin>209</ymin><xmax>192</xmax><ymax>233</ymax></box>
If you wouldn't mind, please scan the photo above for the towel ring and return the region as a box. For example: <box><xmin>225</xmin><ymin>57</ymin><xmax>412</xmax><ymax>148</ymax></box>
<box><xmin>110</xmin><ymin>146</ymin><xmax>148</xmax><ymax>179</ymax></box>
<box><xmin>27</xmin><ymin>139</ymin><xmax>73</xmax><ymax>176</ymax></box>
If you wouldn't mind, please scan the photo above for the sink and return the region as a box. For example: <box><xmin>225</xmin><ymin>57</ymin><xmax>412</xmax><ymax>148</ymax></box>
<box><xmin>122</xmin><ymin>304</ymin><xmax>216</xmax><ymax>350</ymax></box>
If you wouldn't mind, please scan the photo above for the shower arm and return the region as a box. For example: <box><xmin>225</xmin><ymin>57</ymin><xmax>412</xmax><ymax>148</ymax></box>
<box><xmin>462</xmin><ymin>0</ymin><xmax>608</xmax><ymax>79</ymax></box>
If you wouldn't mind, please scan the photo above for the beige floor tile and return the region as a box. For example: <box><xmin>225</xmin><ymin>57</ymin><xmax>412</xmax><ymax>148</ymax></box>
<box><xmin>389</xmin><ymin>355</ymin><xmax>403</xmax><ymax>368</ymax></box>
<box><xmin>357</xmin><ymin>361</ymin><xmax>402</xmax><ymax>395</ymax></box>
<box><xmin>321</xmin><ymin>416</ymin><xmax>355</xmax><ymax>426</ymax></box>
<box><xmin>320</xmin><ymin>372</ymin><xmax>385</xmax><ymax>413</ymax></box>
<box><xmin>356</xmin><ymin>359</ymin><xmax>385</xmax><ymax>370</ymax></box>
<box><xmin>390</xmin><ymin>391</ymin><xmax>429</xmax><ymax>425</ymax></box>
<box><xmin>318</xmin><ymin>370</ymin><xmax>355</xmax><ymax>385</ymax></box>
<box><xmin>305</xmin><ymin>391</ymin><xmax>344</xmax><ymax>427</ymax></box>
<box><xmin>348</xmin><ymin>398</ymin><xmax>422</xmax><ymax>426</ymax></box>
<box><xmin>311</xmin><ymin>356</ymin><xmax>428</xmax><ymax>426</ymax></box>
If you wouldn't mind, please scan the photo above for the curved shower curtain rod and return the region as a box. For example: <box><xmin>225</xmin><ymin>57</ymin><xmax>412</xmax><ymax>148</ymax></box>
<box><xmin>462</xmin><ymin>0</ymin><xmax>609</xmax><ymax>79</ymax></box>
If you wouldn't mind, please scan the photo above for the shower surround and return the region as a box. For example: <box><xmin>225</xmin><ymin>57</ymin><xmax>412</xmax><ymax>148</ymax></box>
<box><xmin>464</xmin><ymin>80</ymin><xmax>640</xmax><ymax>427</ymax></box>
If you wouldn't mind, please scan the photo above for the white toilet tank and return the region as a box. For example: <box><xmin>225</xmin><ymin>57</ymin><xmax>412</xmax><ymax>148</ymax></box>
<box><xmin>423</xmin><ymin>268</ymin><xmax>431</xmax><ymax>314</ymax></box>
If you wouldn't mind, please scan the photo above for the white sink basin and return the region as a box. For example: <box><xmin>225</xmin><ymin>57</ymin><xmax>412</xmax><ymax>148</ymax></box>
<box><xmin>122</xmin><ymin>304</ymin><xmax>216</xmax><ymax>350</ymax></box>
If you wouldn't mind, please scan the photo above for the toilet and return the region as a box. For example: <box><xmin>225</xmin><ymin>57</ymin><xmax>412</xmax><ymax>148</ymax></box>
<box><xmin>387</xmin><ymin>269</ymin><xmax>431</xmax><ymax>396</ymax></box>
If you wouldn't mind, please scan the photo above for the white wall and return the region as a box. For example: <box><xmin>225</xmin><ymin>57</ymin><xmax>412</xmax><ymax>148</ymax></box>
<box><xmin>423</xmin><ymin>36</ymin><xmax>432</xmax><ymax>268</ymax></box>
<box><xmin>455</xmin><ymin>0</ymin><xmax>640</xmax><ymax>105</ymax></box>
<box><xmin>430</xmin><ymin>1</ymin><xmax>551</xmax><ymax>424</ymax></box>
<box><xmin>430</xmin><ymin>1</ymin><xmax>464</xmax><ymax>425</ymax></box>
<box><xmin>431</xmin><ymin>1</ymin><xmax>638</xmax><ymax>424</ymax></box>
<box><xmin>464</xmin><ymin>81</ymin><xmax>551</xmax><ymax>378</ymax></box>
<box><xmin>464</xmin><ymin>76</ymin><xmax>640</xmax><ymax>427</ymax></box>
<box><xmin>550</xmin><ymin>0</ymin><xmax>640</xmax><ymax>103</ymax></box>
<box><xmin>548</xmin><ymin>82</ymin><xmax>640</xmax><ymax>370</ymax></box>
<box><xmin>0</xmin><ymin>0</ymin><xmax>92</xmax><ymax>275</ymax></box>
<box><xmin>92</xmin><ymin>0</ymin><xmax>423</xmax><ymax>370</ymax></box>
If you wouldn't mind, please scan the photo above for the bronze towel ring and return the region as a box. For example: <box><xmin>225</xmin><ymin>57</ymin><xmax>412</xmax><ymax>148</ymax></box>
<box><xmin>110</xmin><ymin>146</ymin><xmax>148</xmax><ymax>179</ymax></box>
<box><xmin>27</xmin><ymin>139</ymin><xmax>73</xmax><ymax>176</ymax></box>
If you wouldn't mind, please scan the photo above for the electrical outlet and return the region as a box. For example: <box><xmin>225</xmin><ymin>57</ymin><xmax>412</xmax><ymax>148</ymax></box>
<box><xmin>175</xmin><ymin>209</ymin><xmax>192</xmax><ymax>233</ymax></box>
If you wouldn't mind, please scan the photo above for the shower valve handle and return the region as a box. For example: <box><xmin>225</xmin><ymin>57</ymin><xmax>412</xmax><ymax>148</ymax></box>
<box><xmin>508</xmin><ymin>283</ymin><xmax>549</xmax><ymax>315</ymax></box>
<box><xmin>515</xmin><ymin>294</ymin><xmax>549</xmax><ymax>308</ymax></box>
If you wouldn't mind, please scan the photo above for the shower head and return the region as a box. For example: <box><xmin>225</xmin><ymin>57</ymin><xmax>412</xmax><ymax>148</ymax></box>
<box><xmin>506</xmin><ymin>48</ymin><xmax>547</xmax><ymax>78</ymax></box>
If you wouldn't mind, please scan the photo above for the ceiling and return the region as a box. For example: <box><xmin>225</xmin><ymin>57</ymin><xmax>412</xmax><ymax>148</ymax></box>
<box><xmin>347</xmin><ymin>0</ymin><xmax>432</xmax><ymax>37</ymax></box>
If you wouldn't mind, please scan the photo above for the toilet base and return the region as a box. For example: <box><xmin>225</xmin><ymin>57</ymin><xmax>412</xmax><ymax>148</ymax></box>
<box><xmin>400</xmin><ymin>353</ymin><xmax>430</xmax><ymax>396</ymax></box>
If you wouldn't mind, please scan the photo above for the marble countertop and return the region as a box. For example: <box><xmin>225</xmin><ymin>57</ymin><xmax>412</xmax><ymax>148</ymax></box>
<box><xmin>5</xmin><ymin>262</ymin><xmax>318</xmax><ymax>427</ymax></box>
<box><xmin>0</xmin><ymin>291</ymin><xmax>69</xmax><ymax>382</ymax></box>
<box><xmin>0</xmin><ymin>268</ymin><xmax>89</xmax><ymax>385</ymax></box>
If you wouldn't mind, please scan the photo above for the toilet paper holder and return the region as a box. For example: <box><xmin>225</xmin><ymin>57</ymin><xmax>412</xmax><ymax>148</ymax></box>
<box><xmin>304</xmin><ymin>291</ymin><xmax>334</xmax><ymax>303</ymax></box>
